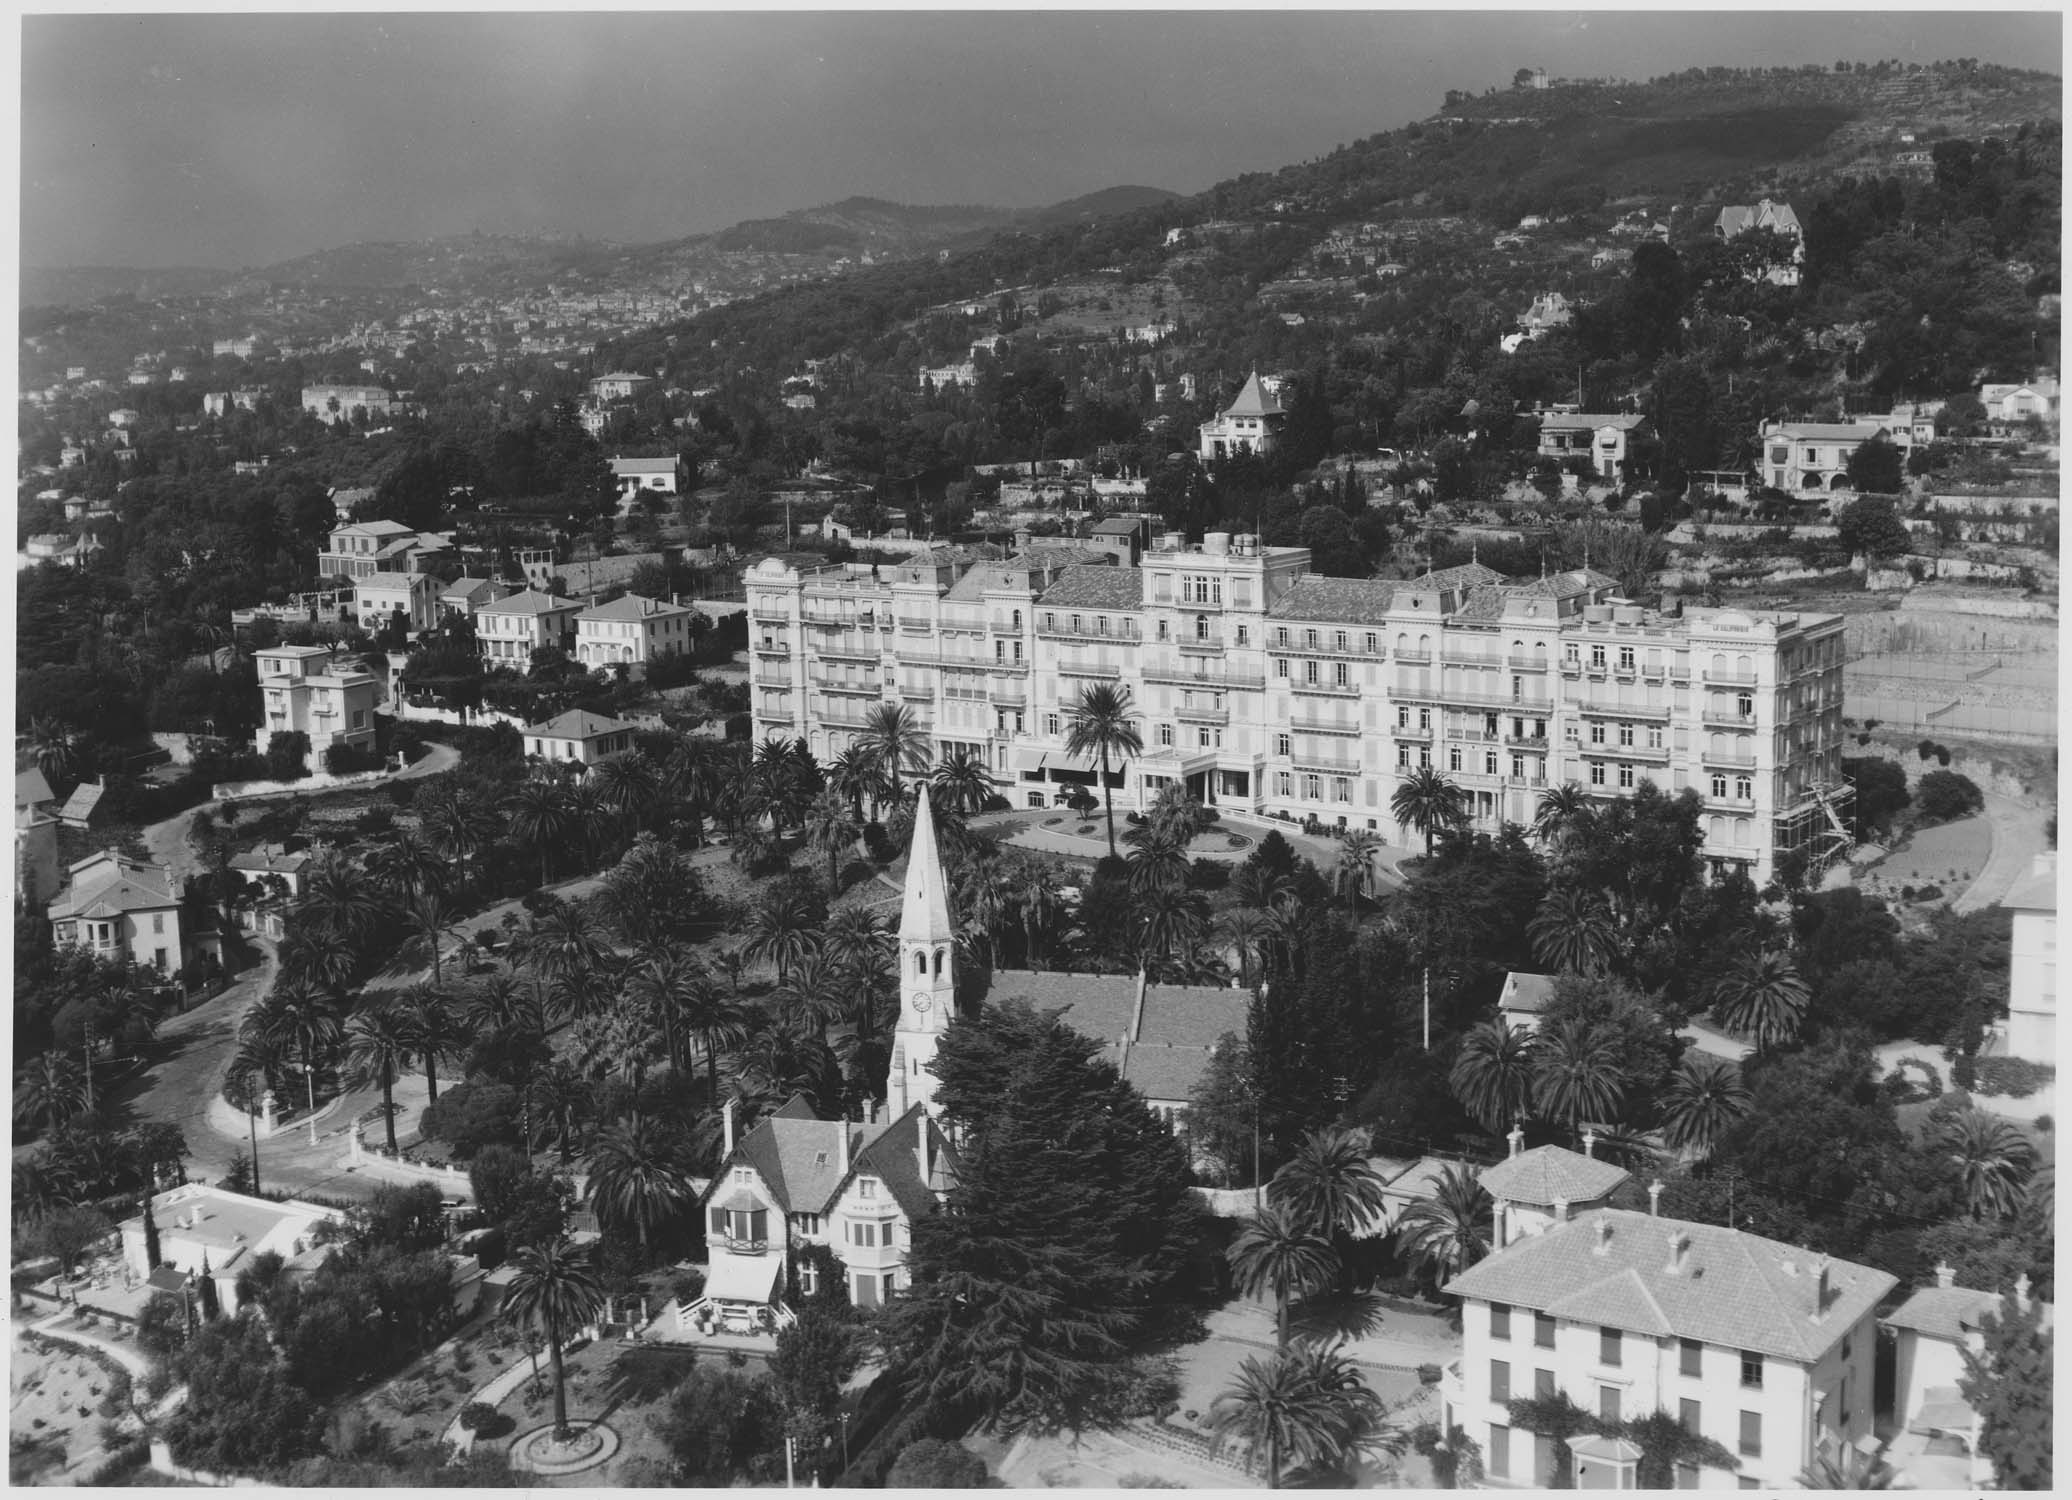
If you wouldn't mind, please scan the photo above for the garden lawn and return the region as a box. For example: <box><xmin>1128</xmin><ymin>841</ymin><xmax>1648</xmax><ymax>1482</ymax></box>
<box><xmin>1858</xmin><ymin>813</ymin><xmax>1992</xmax><ymax>897</ymax></box>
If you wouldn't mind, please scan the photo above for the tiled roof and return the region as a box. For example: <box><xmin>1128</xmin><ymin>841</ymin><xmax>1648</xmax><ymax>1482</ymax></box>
<box><xmin>440</xmin><ymin>576</ymin><xmax>500</xmax><ymax>601</ymax></box>
<box><xmin>943</xmin><ymin>564</ymin><xmax>1039</xmax><ymax>602</ymax></box>
<box><xmin>1444</xmin><ymin>1208</ymin><xmax>1897</xmax><ymax>1363</ymax></box>
<box><xmin>334</xmin><ymin>519</ymin><xmax>416</xmax><ymax>537</ymax></box>
<box><xmin>357</xmin><ymin>570</ymin><xmax>426</xmax><ymax>591</ymax></box>
<box><xmin>1267</xmin><ymin>576</ymin><xmax>1396</xmax><ymax>625</ymax></box>
<box><xmin>1455</xmin><ymin>585</ymin><xmax>1508</xmax><ymax>622</ymax></box>
<box><xmin>1479</xmin><ymin>1144</ymin><xmax>1630</xmax><ymax>1207</ymax></box>
<box><xmin>988</xmin><ymin>970</ymin><xmax>1243</xmax><ymax>1104</ymax></box>
<box><xmin>1767</xmin><ymin>421</ymin><xmax>1891</xmax><ymax>442</ymax></box>
<box><xmin>1539</xmin><ymin>413</ymin><xmax>1650</xmax><ymax>433</ymax></box>
<box><xmin>524</xmin><ymin>709</ymin><xmax>635</xmax><ymax>740</ymax></box>
<box><xmin>1417</xmin><ymin>562</ymin><xmax>1507</xmax><ymax>590</ymax></box>
<box><xmin>846</xmin><ymin>1104</ymin><xmax>961</xmax><ymax>1222</ymax></box>
<box><xmin>2002</xmin><ymin>852</ymin><xmax>2056</xmax><ymax>913</ymax></box>
<box><xmin>1091</xmin><ymin>517</ymin><xmax>1144</xmax><ymax>535</ymax></box>
<box><xmin>579</xmin><ymin>593</ymin><xmax>690</xmax><ymax>623</ymax></box>
<box><xmin>57</xmin><ymin>782</ymin><xmax>106</xmax><ymax>823</ymax></box>
<box><xmin>1500</xmin><ymin>972</ymin><xmax>1558</xmax><ymax>1015</ymax></box>
<box><xmin>1505</xmin><ymin>570</ymin><xmax>1599</xmax><ymax>599</ymax></box>
<box><xmin>479</xmin><ymin>588</ymin><xmax>580</xmax><ymax>616</ymax></box>
<box><xmin>610</xmin><ymin>457</ymin><xmax>678</xmax><ymax>475</ymax></box>
<box><xmin>1223</xmin><ymin>371</ymin><xmax>1283</xmax><ymax>418</ymax></box>
<box><xmin>49</xmin><ymin>851</ymin><xmax>178</xmax><ymax>919</ymax></box>
<box><xmin>16</xmin><ymin>768</ymin><xmax>55</xmax><ymax>808</ymax></box>
<box><xmin>228</xmin><ymin>847</ymin><xmax>311</xmax><ymax>875</ymax></box>
<box><xmin>1883</xmin><ymin>1285</ymin><xmax>2007</xmax><ymax>1342</ymax></box>
<box><xmin>1037</xmin><ymin>566</ymin><xmax>1144</xmax><ymax>610</ymax></box>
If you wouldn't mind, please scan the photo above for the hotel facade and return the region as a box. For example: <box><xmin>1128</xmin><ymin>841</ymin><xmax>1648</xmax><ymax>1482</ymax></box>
<box><xmin>745</xmin><ymin>535</ymin><xmax>1850</xmax><ymax>881</ymax></box>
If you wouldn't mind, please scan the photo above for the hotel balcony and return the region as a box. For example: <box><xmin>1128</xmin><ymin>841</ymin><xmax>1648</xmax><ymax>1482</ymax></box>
<box><xmin>1704</xmin><ymin>668</ymin><xmax>1759</xmax><ymax>686</ymax></box>
<box><xmin>1058</xmin><ymin>659</ymin><xmax>1124</xmax><ymax>679</ymax></box>
<box><xmin>1702</xmin><ymin>707</ymin><xmax>1760</xmax><ymax>727</ymax></box>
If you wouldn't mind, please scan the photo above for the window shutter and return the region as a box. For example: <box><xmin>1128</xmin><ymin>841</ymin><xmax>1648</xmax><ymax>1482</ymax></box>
<box><xmin>709</xmin><ymin>1205</ymin><xmax>726</xmax><ymax>1236</ymax></box>
<box><xmin>750</xmin><ymin>1208</ymin><xmax>768</xmax><ymax>1242</ymax></box>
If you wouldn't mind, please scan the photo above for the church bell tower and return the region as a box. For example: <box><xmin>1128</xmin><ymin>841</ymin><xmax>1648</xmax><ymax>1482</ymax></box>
<box><xmin>890</xmin><ymin>787</ymin><xmax>956</xmax><ymax>1117</ymax></box>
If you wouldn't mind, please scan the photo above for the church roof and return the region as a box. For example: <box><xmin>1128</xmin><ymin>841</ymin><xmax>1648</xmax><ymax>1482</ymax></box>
<box><xmin>985</xmin><ymin>970</ymin><xmax>1246</xmax><ymax>1103</ymax></box>
<box><xmin>901</xmin><ymin>783</ymin><xmax>955</xmax><ymax>947</ymax></box>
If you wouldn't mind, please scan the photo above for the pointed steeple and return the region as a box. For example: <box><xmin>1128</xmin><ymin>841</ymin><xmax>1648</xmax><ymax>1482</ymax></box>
<box><xmin>1223</xmin><ymin>370</ymin><xmax>1282</xmax><ymax>418</ymax></box>
<box><xmin>901</xmin><ymin>788</ymin><xmax>955</xmax><ymax>948</ymax></box>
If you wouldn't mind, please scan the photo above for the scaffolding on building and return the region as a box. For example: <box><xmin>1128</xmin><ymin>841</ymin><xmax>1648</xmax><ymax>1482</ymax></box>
<box><xmin>1775</xmin><ymin>777</ymin><xmax>1857</xmax><ymax>878</ymax></box>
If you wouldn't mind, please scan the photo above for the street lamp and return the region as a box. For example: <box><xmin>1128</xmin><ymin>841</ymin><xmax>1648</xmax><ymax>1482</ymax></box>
<box><xmin>301</xmin><ymin>1060</ymin><xmax>319</xmax><ymax>1147</ymax></box>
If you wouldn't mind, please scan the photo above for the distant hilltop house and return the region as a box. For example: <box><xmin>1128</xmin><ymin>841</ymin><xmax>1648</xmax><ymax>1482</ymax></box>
<box><xmin>1501</xmin><ymin>291</ymin><xmax>1575</xmax><ymax>353</ymax></box>
<box><xmin>204</xmin><ymin>389</ymin><xmax>264</xmax><ymax>418</ymax></box>
<box><xmin>302</xmin><ymin>384</ymin><xmax>395</xmax><ymax>424</ymax></box>
<box><xmin>1197</xmin><ymin>371</ymin><xmax>1286</xmax><ymax>463</ymax></box>
<box><xmin>919</xmin><ymin>362</ymin><xmax>976</xmax><ymax>391</ymax></box>
<box><xmin>1714</xmin><ymin>198</ymin><xmax>1805</xmax><ymax>286</ymax></box>
<box><xmin>48</xmin><ymin>850</ymin><xmax>188</xmax><ymax>975</ymax></box>
<box><xmin>212</xmin><ymin>336</ymin><xmax>259</xmax><ymax>358</ymax></box>
<box><xmin>1757</xmin><ymin>417</ymin><xmax>1918</xmax><ymax>495</ymax></box>
<box><xmin>589</xmin><ymin>371</ymin><xmax>654</xmax><ymax>403</ymax></box>
<box><xmin>610</xmin><ymin>455</ymin><xmax>681</xmax><ymax>507</ymax></box>
<box><xmin>1535</xmin><ymin>412</ymin><xmax>1653</xmax><ymax>482</ymax></box>
<box><xmin>1978</xmin><ymin>378</ymin><xmax>2059</xmax><ymax>429</ymax></box>
<box><xmin>255</xmin><ymin>645</ymin><xmax>379</xmax><ymax>772</ymax></box>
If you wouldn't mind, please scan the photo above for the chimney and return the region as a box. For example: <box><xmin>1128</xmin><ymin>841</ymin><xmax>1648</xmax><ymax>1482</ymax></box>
<box><xmin>1935</xmin><ymin>1261</ymin><xmax>1955</xmax><ymax>1289</ymax></box>
<box><xmin>1553</xmin><ymin>1197</ymin><xmax>1570</xmax><ymax>1224</ymax></box>
<box><xmin>1648</xmin><ymin>1180</ymin><xmax>1663</xmax><ymax>1217</ymax></box>
<box><xmin>2014</xmin><ymin>1274</ymin><xmax>2032</xmax><ymax>1313</ymax></box>
<box><xmin>1582</xmin><ymin>1127</ymin><xmax>1597</xmax><ymax>1159</ymax></box>
<box><xmin>1507</xmin><ymin>1125</ymin><xmax>1525</xmax><ymax>1159</ymax></box>
<box><xmin>722</xmin><ymin>1097</ymin><xmax>736</xmax><ymax>1158</ymax></box>
<box><xmin>837</xmin><ymin>1119</ymin><xmax>852</xmax><ymax>1176</ymax></box>
<box><xmin>1813</xmin><ymin>1255</ymin><xmax>1833</xmax><ymax>1314</ymax></box>
<box><xmin>917</xmin><ymin>1122</ymin><xmax>932</xmax><ymax>1186</ymax></box>
<box><xmin>1594</xmin><ymin>1217</ymin><xmax>1613</xmax><ymax>1253</ymax></box>
<box><xmin>1666</xmin><ymin>1230</ymin><xmax>1691</xmax><ymax>1276</ymax></box>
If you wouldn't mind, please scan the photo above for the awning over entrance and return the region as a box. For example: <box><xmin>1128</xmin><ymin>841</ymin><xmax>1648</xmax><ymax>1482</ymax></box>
<box><xmin>703</xmin><ymin>1252</ymin><xmax>783</xmax><ymax>1307</ymax></box>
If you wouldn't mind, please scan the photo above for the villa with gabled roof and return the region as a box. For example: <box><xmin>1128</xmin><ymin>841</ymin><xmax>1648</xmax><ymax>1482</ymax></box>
<box><xmin>1198</xmin><ymin>371</ymin><xmax>1287</xmax><ymax>463</ymax></box>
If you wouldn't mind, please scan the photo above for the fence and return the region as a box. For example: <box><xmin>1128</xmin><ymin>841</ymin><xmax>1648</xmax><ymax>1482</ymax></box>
<box><xmin>213</xmin><ymin>768</ymin><xmax>391</xmax><ymax>803</ymax></box>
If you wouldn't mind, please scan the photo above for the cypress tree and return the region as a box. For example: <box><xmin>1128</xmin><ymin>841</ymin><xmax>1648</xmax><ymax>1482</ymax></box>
<box><xmin>142</xmin><ymin>1199</ymin><xmax>163</xmax><ymax>1270</ymax></box>
<box><xmin>196</xmin><ymin>1254</ymin><xmax>221</xmax><ymax>1321</ymax></box>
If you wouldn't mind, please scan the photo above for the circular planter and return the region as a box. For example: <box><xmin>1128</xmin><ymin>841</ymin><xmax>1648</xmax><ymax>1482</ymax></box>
<box><xmin>508</xmin><ymin>1419</ymin><xmax>620</xmax><ymax>1475</ymax></box>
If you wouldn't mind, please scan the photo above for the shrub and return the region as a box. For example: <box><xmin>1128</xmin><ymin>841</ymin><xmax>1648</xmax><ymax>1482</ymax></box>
<box><xmin>886</xmin><ymin>1439</ymin><xmax>990</xmax><ymax>1489</ymax></box>
<box><xmin>457</xmin><ymin>1403</ymin><xmax>499</xmax><ymax>1434</ymax></box>
<box><xmin>1914</xmin><ymin>884</ymin><xmax>1944</xmax><ymax>901</ymax></box>
<box><xmin>1914</xmin><ymin>771</ymin><xmax>1984</xmax><ymax>824</ymax></box>
<box><xmin>1972</xmin><ymin>1057</ymin><xmax>2055</xmax><ymax>1099</ymax></box>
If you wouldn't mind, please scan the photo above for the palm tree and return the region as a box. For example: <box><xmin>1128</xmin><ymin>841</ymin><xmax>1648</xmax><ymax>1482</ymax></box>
<box><xmin>800</xmin><ymin>789</ymin><xmax>863</xmax><ymax>891</ymax></box>
<box><xmin>398</xmin><ymin>984</ymin><xmax>464</xmax><ymax>1107</ymax></box>
<box><xmin>1008</xmin><ymin>867</ymin><xmax>1064</xmax><ymax>970</ymax></box>
<box><xmin>1222</xmin><ymin>908</ymin><xmax>1270</xmax><ymax>990</ymax></box>
<box><xmin>226</xmin><ymin>1031</ymin><xmax>292</xmax><ymax>1195</ymax></box>
<box><xmin>1798</xmin><ymin>1443</ymin><xmax>1899</xmax><ymax>1489</ymax></box>
<box><xmin>1125</xmin><ymin>827</ymin><xmax>1193</xmax><ymax>900</ymax></box>
<box><xmin>1335</xmin><ymin>829</ymin><xmax>1385</xmax><ymax>909</ymax></box>
<box><xmin>587</xmin><ymin>1114</ymin><xmax>697</xmax><ymax>1256</ymax></box>
<box><xmin>501</xmin><ymin>1237</ymin><xmax>607</xmax><ymax>1441</ymax></box>
<box><xmin>505</xmin><ymin>778</ymin><xmax>575</xmax><ymax>889</ymax></box>
<box><xmin>1064</xmin><ymin>683</ymin><xmax>1144</xmax><ymax>857</ymax></box>
<box><xmin>421</xmin><ymin>785</ymin><xmax>500</xmax><ymax>881</ymax></box>
<box><xmin>1137</xmin><ymin>883</ymin><xmax>1209</xmax><ymax>973</ymax></box>
<box><xmin>1210</xmin><ymin>1344</ymin><xmax>1379</xmax><ymax>1489</ymax></box>
<box><xmin>463</xmin><ymin>973</ymin><xmax>541</xmax><ymax>1039</ymax></box>
<box><xmin>1226</xmin><ymin>1203</ymin><xmax>1338</xmax><ymax>1348</ymax></box>
<box><xmin>1938</xmin><ymin>1109</ymin><xmax>2038</xmax><ymax>1221</ymax></box>
<box><xmin>368</xmin><ymin>830</ymin><xmax>446</xmax><ymax>904</ymax></box>
<box><xmin>250</xmin><ymin>983</ymin><xmax>344</xmax><ymax>1119</ymax></box>
<box><xmin>299</xmin><ymin>852</ymin><xmax>386</xmax><ymax>950</ymax></box>
<box><xmin>527</xmin><ymin>1061</ymin><xmax>592</xmax><ymax>1163</ymax></box>
<box><xmin>1532</xmin><ymin>1016</ymin><xmax>1628</xmax><ymax>1134</ymax></box>
<box><xmin>1389</xmin><ymin>765</ymin><xmax>1466</xmax><ymax>858</ymax></box>
<box><xmin>1659</xmin><ymin>1055</ymin><xmax>1752</xmax><ymax>1160</ymax></box>
<box><xmin>931</xmin><ymin>751</ymin><xmax>993</xmax><ymax>816</ymax></box>
<box><xmin>589</xmin><ymin>750</ymin><xmax>661</xmax><ymax>831</ymax></box>
<box><xmin>1706</xmin><ymin>949</ymin><xmax>1811</xmax><ymax>1053</ymax></box>
<box><xmin>1231</xmin><ymin>862</ymin><xmax>1292</xmax><ymax>911</ymax></box>
<box><xmin>276</xmin><ymin>923</ymin><xmax>360</xmax><ymax>1000</ymax></box>
<box><xmin>1448</xmin><ymin>1020</ymin><xmax>1538</xmax><ymax>1134</ymax></box>
<box><xmin>1528</xmin><ymin>888</ymin><xmax>1618</xmax><ymax>976</ymax></box>
<box><xmin>856</xmin><ymin>702</ymin><xmax>932</xmax><ymax>791</ymax></box>
<box><xmin>745</xmin><ymin>891</ymin><xmax>819</xmax><ymax>983</ymax></box>
<box><xmin>825</xmin><ymin>745</ymin><xmax>877</xmax><ymax>818</ymax></box>
<box><xmin>28</xmin><ymin>716</ymin><xmax>81</xmax><ymax>789</ymax></box>
<box><xmin>344</xmin><ymin>1002</ymin><xmax>418</xmax><ymax>1155</ymax></box>
<box><xmin>1271</xmin><ymin>1127</ymin><xmax>1389</xmax><ymax>1257</ymax></box>
<box><xmin>1394</xmin><ymin>1164</ymin><xmax>1491</xmax><ymax>1280</ymax></box>
<box><xmin>627</xmin><ymin>949</ymin><xmax>702</xmax><ymax>1074</ymax></box>
<box><xmin>516</xmin><ymin>904</ymin><xmax>612</xmax><ymax>1022</ymax></box>
<box><xmin>13</xmin><ymin>1052</ymin><xmax>92</xmax><ymax>1134</ymax></box>
<box><xmin>401</xmin><ymin>890</ymin><xmax>460</xmax><ymax>988</ymax></box>
<box><xmin>1532</xmin><ymin>782</ymin><xmax>1595</xmax><ymax>855</ymax></box>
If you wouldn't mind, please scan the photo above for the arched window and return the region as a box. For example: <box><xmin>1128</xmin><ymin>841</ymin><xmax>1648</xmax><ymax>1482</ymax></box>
<box><xmin>914</xmin><ymin>951</ymin><xmax>926</xmax><ymax>977</ymax></box>
<box><xmin>1012</xmin><ymin>609</ymin><xmax>1022</xmax><ymax>629</ymax></box>
<box><xmin>1418</xmin><ymin>634</ymin><xmax>1431</xmax><ymax>654</ymax></box>
<box><xmin>1711</xmin><ymin>653</ymin><xmax>1726</xmax><ymax>677</ymax></box>
<box><xmin>1195</xmin><ymin>615</ymin><xmax>1209</xmax><ymax>641</ymax></box>
<box><xmin>933</xmin><ymin>947</ymin><xmax>945</xmax><ymax>978</ymax></box>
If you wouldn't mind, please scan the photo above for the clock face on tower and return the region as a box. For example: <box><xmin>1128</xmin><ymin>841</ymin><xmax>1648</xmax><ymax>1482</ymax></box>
<box><xmin>910</xmin><ymin>992</ymin><xmax>932</xmax><ymax>1014</ymax></box>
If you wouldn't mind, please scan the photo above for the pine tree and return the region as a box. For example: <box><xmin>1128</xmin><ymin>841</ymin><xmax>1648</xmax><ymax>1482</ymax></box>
<box><xmin>886</xmin><ymin>1000</ymin><xmax>1200</xmax><ymax>1436</ymax></box>
<box><xmin>1961</xmin><ymin>1291</ymin><xmax>2053</xmax><ymax>1490</ymax></box>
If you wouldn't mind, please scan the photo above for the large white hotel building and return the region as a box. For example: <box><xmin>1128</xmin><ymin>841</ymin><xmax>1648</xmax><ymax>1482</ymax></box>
<box><xmin>745</xmin><ymin>532</ymin><xmax>1850</xmax><ymax>881</ymax></box>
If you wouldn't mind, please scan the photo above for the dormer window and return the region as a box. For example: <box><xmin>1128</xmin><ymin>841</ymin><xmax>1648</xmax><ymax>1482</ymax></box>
<box><xmin>858</xmin><ymin>1178</ymin><xmax>878</xmax><ymax>1200</ymax></box>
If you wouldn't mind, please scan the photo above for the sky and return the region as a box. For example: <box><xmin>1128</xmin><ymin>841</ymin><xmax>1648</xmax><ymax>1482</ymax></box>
<box><xmin>19</xmin><ymin>9</ymin><xmax>2065</xmax><ymax>270</ymax></box>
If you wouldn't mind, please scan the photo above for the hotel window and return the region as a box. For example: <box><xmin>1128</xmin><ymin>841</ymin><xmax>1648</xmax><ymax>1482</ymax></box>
<box><xmin>1618</xmin><ymin>765</ymin><xmax>1635</xmax><ymax>789</ymax></box>
<box><xmin>1565</xmin><ymin>642</ymin><xmax>1581</xmax><ymax>664</ymax></box>
<box><xmin>1303</xmin><ymin>774</ymin><xmax>1322</xmax><ymax>800</ymax></box>
<box><xmin>1196</xmin><ymin>615</ymin><xmax>1210</xmax><ymax>641</ymax></box>
<box><xmin>1619</xmin><ymin>646</ymin><xmax>1636</xmax><ymax>671</ymax></box>
<box><xmin>1418</xmin><ymin>749</ymin><xmax>1431</xmax><ymax>768</ymax></box>
<box><xmin>1449</xmin><ymin>747</ymin><xmax>1463</xmax><ymax>772</ymax></box>
<box><xmin>1332</xmin><ymin>778</ymin><xmax>1351</xmax><ymax>803</ymax></box>
<box><xmin>1485</xmin><ymin>752</ymin><xmax>1498</xmax><ymax>775</ymax></box>
<box><xmin>1735</xmin><ymin>776</ymin><xmax>1753</xmax><ymax>800</ymax></box>
<box><xmin>858</xmin><ymin>1178</ymin><xmax>877</xmax><ymax>1200</ymax></box>
<box><xmin>153</xmin><ymin>914</ymin><xmax>165</xmax><ymax>934</ymax></box>
<box><xmin>1335</xmin><ymin>662</ymin><xmax>1350</xmax><ymax>687</ymax></box>
<box><xmin>1398</xmin><ymin>746</ymin><xmax>1411</xmax><ymax>768</ymax></box>
<box><xmin>1648</xmin><ymin>725</ymin><xmax>1664</xmax><ymax>749</ymax></box>
<box><xmin>1199</xmin><ymin>728</ymin><xmax>1218</xmax><ymax>750</ymax></box>
<box><xmin>1711</xmin><ymin>774</ymin><xmax>1728</xmax><ymax>798</ymax></box>
<box><xmin>1490</xmin><ymin>1304</ymin><xmax>1511</xmax><ymax>1340</ymax></box>
<box><xmin>1098</xmin><ymin>616</ymin><xmax>1110</xmax><ymax>636</ymax></box>
<box><xmin>1277</xmin><ymin>772</ymin><xmax>1292</xmax><ymax>796</ymax></box>
<box><xmin>1276</xmin><ymin>628</ymin><xmax>1289</xmax><ymax>647</ymax></box>
<box><xmin>1045</xmin><ymin>714</ymin><xmax>1061</xmax><ymax>736</ymax></box>
<box><xmin>1398</xmin><ymin>706</ymin><xmax>1410</xmax><ymax>728</ymax></box>
<box><xmin>1158</xmin><ymin>619</ymin><xmax>1170</xmax><ymax>641</ymax></box>
<box><xmin>1600</xmin><ymin>1386</ymin><xmax>1621</xmax><ymax>1423</ymax></box>
<box><xmin>1071</xmin><ymin>614</ymin><xmax>1083</xmax><ymax>633</ymax></box>
<box><xmin>1365</xmin><ymin>633</ymin><xmax>1378</xmax><ymax>653</ymax></box>
<box><xmin>799</xmin><ymin>1260</ymin><xmax>819</xmax><ymax>1297</ymax></box>
<box><xmin>1590</xmin><ymin>722</ymin><xmax>1606</xmax><ymax>745</ymax></box>
<box><xmin>1158</xmin><ymin>724</ymin><xmax>1174</xmax><ymax>748</ymax></box>
<box><xmin>1418</xmin><ymin>708</ymin><xmax>1431</xmax><ymax>731</ymax></box>
<box><xmin>1738</xmin><ymin>1411</ymin><xmax>1761</xmax><ymax>1456</ymax></box>
<box><xmin>1591</xmin><ymin>760</ymin><xmax>1608</xmax><ymax>786</ymax></box>
<box><xmin>1740</xmin><ymin>1353</ymin><xmax>1762</xmax><ymax>1389</ymax></box>
<box><xmin>1488</xmin><ymin>1425</ymin><xmax>1510</xmax><ymax>1481</ymax></box>
<box><xmin>794</xmin><ymin>1213</ymin><xmax>822</xmax><ymax>1236</ymax></box>
<box><xmin>1618</xmin><ymin>722</ymin><xmax>1635</xmax><ymax>747</ymax></box>
<box><xmin>1306</xmin><ymin>629</ymin><xmax>1319</xmax><ymax>648</ymax></box>
<box><xmin>1679</xmin><ymin>1399</ymin><xmax>1701</xmax><ymax>1434</ymax></box>
<box><xmin>1236</xmin><ymin>625</ymin><xmax>1249</xmax><ymax>646</ymax></box>
<box><xmin>1534</xmin><ymin>1312</ymin><xmax>1555</xmax><ymax>1349</ymax></box>
<box><xmin>1276</xmin><ymin>733</ymin><xmax>1292</xmax><ymax>757</ymax></box>
<box><xmin>1276</xmin><ymin>659</ymin><xmax>1290</xmax><ymax>679</ymax></box>
<box><xmin>1512</xmin><ymin>755</ymin><xmax>1525</xmax><ymax>778</ymax></box>
<box><xmin>1591</xmin><ymin>644</ymin><xmax>1606</xmax><ymax>669</ymax></box>
<box><xmin>1335</xmin><ymin>631</ymin><xmax>1348</xmax><ymax>652</ymax></box>
<box><xmin>1680</xmin><ymin>1339</ymin><xmax>1702</xmax><ymax>1378</ymax></box>
<box><xmin>1306</xmin><ymin>660</ymin><xmax>1320</xmax><ymax>685</ymax></box>
<box><xmin>1600</xmin><ymin>1328</ymin><xmax>1621</xmax><ymax>1367</ymax></box>
<box><xmin>851</xmin><ymin>1220</ymin><xmax>877</xmax><ymax>1247</ymax></box>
